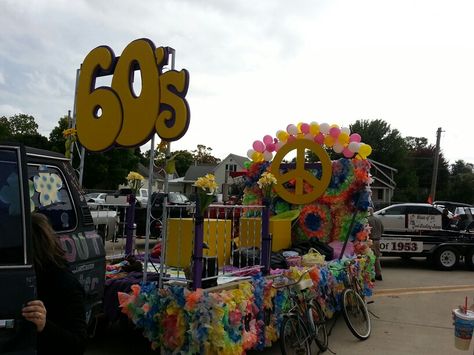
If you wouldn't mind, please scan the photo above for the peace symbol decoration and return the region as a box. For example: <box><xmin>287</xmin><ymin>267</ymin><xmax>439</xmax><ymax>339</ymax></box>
<box><xmin>75</xmin><ymin>38</ymin><xmax>190</xmax><ymax>152</ymax></box>
<box><xmin>271</xmin><ymin>139</ymin><xmax>332</xmax><ymax>204</ymax></box>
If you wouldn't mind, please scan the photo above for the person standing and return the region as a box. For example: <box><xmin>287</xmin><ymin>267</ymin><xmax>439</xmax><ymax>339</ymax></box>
<box><xmin>21</xmin><ymin>212</ymin><xmax>87</xmax><ymax>355</ymax></box>
<box><xmin>367</xmin><ymin>207</ymin><xmax>384</xmax><ymax>281</ymax></box>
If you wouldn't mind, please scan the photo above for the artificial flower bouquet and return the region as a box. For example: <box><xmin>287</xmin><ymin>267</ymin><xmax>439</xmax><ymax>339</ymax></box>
<box><xmin>194</xmin><ymin>174</ymin><xmax>218</xmax><ymax>215</ymax></box>
<box><xmin>126</xmin><ymin>171</ymin><xmax>144</xmax><ymax>196</ymax></box>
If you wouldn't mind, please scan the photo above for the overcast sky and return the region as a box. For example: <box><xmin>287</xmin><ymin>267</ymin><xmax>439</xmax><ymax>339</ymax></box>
<box><xmin>1</xmin><ymin>0</ymin><xmax>473</xmax><ymax>165</ymax></box>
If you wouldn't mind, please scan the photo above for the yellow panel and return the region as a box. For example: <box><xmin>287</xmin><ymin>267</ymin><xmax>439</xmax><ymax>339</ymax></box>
<box><xmin>165</xmin><ymin>218</ymin><xmax>232</xmax><ymax>268</ymax></box>
<box><xmin>239</xmin><ymin>217</ymin><xmax>292</xmax><ymax>252</ymax></box>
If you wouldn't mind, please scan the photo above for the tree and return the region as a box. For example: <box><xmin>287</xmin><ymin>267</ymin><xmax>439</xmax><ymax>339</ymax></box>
<box><xmin>192</xmin><ymin>144</ymin><xmax>220</xmax><ymax>165</ymax></box>
<box><xmin>446</xmin><ymin>160</ymin><xmax>474</xmax><ymax>204</ymax></box>
<box><xmin>49</xmin><ymin>116</ymin><xmax>69</xmax><ymax>154</ymax></box>
<box><xmin>8</xmin><ymin>114</ymin><xmax>39</xmax><ymax>136</ymax></box>
<box><xmin>0</xmin><ymin>116</ymin><xmax>12</xmax><ymax>140</ymax></box>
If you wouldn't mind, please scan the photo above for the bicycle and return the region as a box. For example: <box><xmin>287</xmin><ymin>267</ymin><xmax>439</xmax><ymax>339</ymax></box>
<box><xmin>338</xmin><ymin>255</ymin><xmax>372</xmax><ymax>340</ymax></box>
<box><xmin>273</xmin><ymin>267</ymin><xmax>328</xmax><ymax>354</ymax></box>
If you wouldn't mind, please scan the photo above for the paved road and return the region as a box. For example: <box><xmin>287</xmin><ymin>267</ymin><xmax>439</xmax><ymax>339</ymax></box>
<box><xmin>86</xmin><ymin>255</ymin><xmax>474</xmax><ymax>354</ymax></box>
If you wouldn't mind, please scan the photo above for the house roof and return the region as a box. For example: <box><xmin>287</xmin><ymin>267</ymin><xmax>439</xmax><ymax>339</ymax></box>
<box><xmin>183</xmin><ymin>164</ymin><xmax>217</xmax><ymax>181</ymax></box>
<box><xmin>220</xmin><ymin>153</ymin><xmax>249</xmax><ymax>168</ymax></box>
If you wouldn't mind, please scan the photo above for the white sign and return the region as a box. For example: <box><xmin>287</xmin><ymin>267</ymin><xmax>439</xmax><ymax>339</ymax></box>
<box><xmin>380</xmin><ymin>238</ymin><xmax>423</xmax><ymax>253</ymax></box>
<box><xmin>408</xmin><ymin>214</ymin><xmax>441</xmax><ymax>230</ymax></box>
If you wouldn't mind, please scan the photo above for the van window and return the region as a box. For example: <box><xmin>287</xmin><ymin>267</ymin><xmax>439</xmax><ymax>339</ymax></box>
<box><xmin>28</xmin><ymin>164</ymin><xmax>77</xmax><ymax>232</ymax></box>
<box><xmin>0</xmin><ymin>150</ymin><xmax>27</xmax><ymax>265</ymax></box>
<box><xmin>385</xmin><ymin>205</ymin><xmax>406</xmax><ymax>215</ymax></box>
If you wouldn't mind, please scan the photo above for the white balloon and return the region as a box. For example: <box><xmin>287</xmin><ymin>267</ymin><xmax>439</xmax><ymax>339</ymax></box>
<box><xmin>333</xmin><ymin>143</ymin><xmax>344</xmax><ymax>153</ymax></box>
<box><xmin>305</xmin><ymin>133</ymin><xmax>313</xmax><ymax>140</ymax></box>
<box><xmin>263</xmin><ymin>150</ymin><xmax>273</xmax><ymax>161</ymax></box>
<box><xmin>275</xmin><ymin>141</ymin><xmax>284</xmax><ymax>151</ymax></box>
<box><xmin>247</xmin><ymin>149</ymin><xmax>255</xmax><ymax>159</ymax></box>
<box><xmin>341</xmin><ymin>126</ymin><xmax>351</xmax><ymax>135</ymax></box>
<box><xmin>287</xmin><ymin>124</ymin><xmax>298</xmax><ymax>135</ymax></box>
<box><xmin>319</xmin><ymin>123</ymin><xmax>330</xmax><ymax>134</ymax></box>
<box><xmin>348</xmin><ymin>142</ymin><xmax>359</xmax><ymax>153</ymax></box>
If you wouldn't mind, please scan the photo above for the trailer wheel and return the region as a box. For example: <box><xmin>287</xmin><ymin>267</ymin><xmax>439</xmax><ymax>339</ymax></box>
<box><xmin>433</xmin><ymin>247</ymin><xmax>459</xmax><ymax>270</ymax></box>
<box><xmin>466</xmin><ymin>248</ymin><xmax>474</xmax><ymax>271</ymax></box>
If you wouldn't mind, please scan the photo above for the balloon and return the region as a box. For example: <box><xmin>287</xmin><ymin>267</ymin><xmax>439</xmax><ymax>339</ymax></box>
<box><xmin>287</xmin><ymin>135</ymin><xmax>296</xmax><ymax>143</ymax></box>
<box><xmin>263</xmin><ymin>150</ymin><xmax>273</xmax><ymax>161</ymax></box>
<box><xmin>252</xmin><ymin>140</ymin><xmax>265</xmax><ymax>153</ymax></box>
<box><xmin>275</xmin><ymin>141</ymin><xmax>284</xmax><ymax>151</ymax></box>
<box><xmin>314</xmin><ymin>132</ymin><xmax>325</xmax><ymax>145</ymax></box>
<box><xmin>247</xmin><ymin>149</ymin><xmax>255</xmax><ymax>159</ymax></box>
<box><xmin>348</xmin><ymin>141</ymin><xmax>360</xmax><ymax>153</ymax></box>
<box><xmin>300</xmin><ymin>123</ymin><xmax>310</xmax><ymax>134</ymax></box>
<box><xmin>251</xmin><ymin>151</ymin><xmax>263</xmax><ymax>162</ymax></box>
<box><xmin>309</xmin><ymin>122</ymin><xmax>320</xmax><ymax>135</ymax></box>
<box><xmin>296</xmin><ymin>133</ymin><xmax>305</xmax><ymax>140</ymax></box>
<box><xmin>296</xmin><ymin>122</ymin><xmax>303</xmax><ymax>132</ymax></box>
<box><xmin>349</xmin><ymin>133</ymin><xmax>361</xmax><ymax>143</ymax></box>
<box><xmin>287</xmin><ymin>124</ymin><xmax>298</xmax><ymax>135</ymax></box>
<box><xmin>333</xmin><ymin>142</ymin><xmax>344</xmax><ymax>153</ymax></box>
<box><xmin>266</xmin><ymin>143</ymin><xmax>275</xmax><ymax>152</ymax></box>
<box><xmin>304</xmin><ymin>133</ymin><xmax>313</xmax><ymax>140</ymax></box>
<box><xmin>319</xmin><ymin>123</ymin><xmax>330</xmax><ymax>134</ymax></box>
<box><xmin>263</xmin><ymin>135</ymin><xmax>273</xmax><ymax>145</ymax></box>
<box><xmin>341</xmin><ymin>126</ymin><xmax>351</xmax><ymax>135</ymax></box>
<box><xmin>359</xmin><ymin>144</ymin><xmax>372</xmax><ymax>157</ymax></box>
<box><xmin>324</xmin><ymin>135</ymin><xmax>335</xmax><ymax>147</ymax></box>
<box><xmin>243</xmin><ymin>161</ymin><xmax>251</xmax><ymax>169</ymax></box>
<box><xmin>338</xmin><ymin>132</ymin><xmax>350</xmax><ymax>145</ymax></box>
<box><xmin>329</xmin><ymin>127</ymin><xmax>341</xmax><ymax>138</ymax></box>
<box><xmin>343</xmin><ymin>147</ymin><xmax>354</xmax><ymax>158</ymax></box>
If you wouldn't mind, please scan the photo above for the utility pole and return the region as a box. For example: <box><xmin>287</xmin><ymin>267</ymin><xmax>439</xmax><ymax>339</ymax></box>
<box><xmin>429</xmin><ymin>127</ymin><xmax>442</xmax><ymax>201</ymax></box>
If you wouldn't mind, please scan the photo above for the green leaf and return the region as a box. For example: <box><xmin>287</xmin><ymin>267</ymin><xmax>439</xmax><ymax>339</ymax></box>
<box><xmin>271</xmin><ymin>209</ymin><xmax>300</xmax><ymax>221</ymax></box>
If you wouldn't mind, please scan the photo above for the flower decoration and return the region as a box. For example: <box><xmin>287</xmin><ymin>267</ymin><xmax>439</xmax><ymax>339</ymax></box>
<box><xmin>62</xmin><ymin>128</ymin><xmax>77</xmax><ymax>159</ymax></box>
<box><xmin>298</xmin><ymin>204</ymin><xmax>332</xmax><ymax>240</ymax></box>
<box><xmin>33</xmin><ymin>172</ymin><xmax>63</xmax><ymax>207</ymax></box>
<box><xmin>194</xmin><ymin>174</ymin><xmax>218</xmax><ymax>215</ymax></box>
<box><xmin>257</xmin><ymin>172</ymin><xmax>277</xmax><ymax>204</ymax></box>
<box><xmin>126</xmin><ymin>171</ymin><xmax>144</xmax><ymax>196</ymax></box>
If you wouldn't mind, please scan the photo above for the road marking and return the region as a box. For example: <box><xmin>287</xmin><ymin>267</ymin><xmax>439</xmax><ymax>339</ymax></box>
<box><xmin>372</xmin><ymin>284</ymin><xmax>474</xmax><ymax>298</ymax></box>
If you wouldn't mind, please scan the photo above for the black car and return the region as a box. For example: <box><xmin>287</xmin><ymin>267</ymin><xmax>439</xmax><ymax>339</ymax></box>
<box><xmin>135</xmin><ymin>192</ymin><xmax>192</xmax><ymax>237</ymax></box>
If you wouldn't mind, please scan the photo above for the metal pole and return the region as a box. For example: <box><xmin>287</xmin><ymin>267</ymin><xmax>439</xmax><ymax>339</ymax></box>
<box><xmin>429</xmin><ymin>127</ymin><xmax>442</xmax><ymax>202</ymax></box>
<box><xmin>143</xmin><ymin>135</ymin><xmax>155</xmax><ymax>283</ymax></box>
<box><xmin>158</xmin><ymin>47</ymin><xmax>175</xmax><ymax>289</ymax></box>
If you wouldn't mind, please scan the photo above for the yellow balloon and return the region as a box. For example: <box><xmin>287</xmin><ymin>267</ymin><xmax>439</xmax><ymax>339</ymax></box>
<box><xmin>309</xmin><ymin>123</ymin><xmax>320</xmax><ymax>135</ymax></box>
<box><xmin>330</xmin><ymin>124</ymin><xmax>340</xmax><ymax>129</ymax></box>
<box><xmin>359</xmin><ymin>143</ymin><xmax>372</xmax><ymax>157</ymax></box>
<box><xmin>251</xmin><ymin>151</ymin><xmax>263</xmax><ymax>161</ymax></box>
<box><xmin>296</xmin><ymin>132</ymin><xmax>305</xmax><ymax>140</ymax></box>
<box><xmin>338</xmin><ymin>132</ymin><xmax>350</xmax><ymax>145</ymax></box>
<box><xmin>324</xmin><ymin>135</ymin><xmax>335</xmax><ymax>147</ymax></box>
<box><xmin>277</xmin><ymin>130</ymin><xmax>289</xmax><ymax>142</ymax></box>
<box><xmin>297</xmin><ymin>122</ymin><xmax>303</xmax><ymax>132</ymax></box>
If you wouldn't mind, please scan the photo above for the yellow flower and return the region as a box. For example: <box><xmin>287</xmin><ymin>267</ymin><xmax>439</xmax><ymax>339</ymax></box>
<box><xmin>126</xmin><ymin>171</ymin><xmax>144</xmax><ymax>181</ymax></box>
<box><xmin>194</xmin><ymin>174</ymin><xmax>218</xmax><ymax>194</ymax></box>
<box><xmin>257</xmin><ymin>172</ymin><xmax>277</xmax><ymax>189</ymax></box>
<box><xmin>62</xmin><ymin>128</ymin><xmax>77</xmax><ymax>138</ymax></box>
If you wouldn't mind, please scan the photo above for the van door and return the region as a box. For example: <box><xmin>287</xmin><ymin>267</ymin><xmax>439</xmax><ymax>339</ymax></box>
<box><xmin>0</xmin><ymin>144</ymin><xmax>36</xmax><ymax>354</ymax></box>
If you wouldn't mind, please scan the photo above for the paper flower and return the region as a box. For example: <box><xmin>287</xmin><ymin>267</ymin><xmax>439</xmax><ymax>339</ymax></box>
<box><xmin>126</xmin><ymin>171</ymin><xmax>144</xmax><ymax>196</ymax></box>
<box><xmin>194</xmin><ymin>174</ymin><xmax>218</xmax><ymax>215</ymax></box>
<box><xmin>257</xmin><ymin>172</ymin><xmax>277</xmax><ymax>203</ymax></box>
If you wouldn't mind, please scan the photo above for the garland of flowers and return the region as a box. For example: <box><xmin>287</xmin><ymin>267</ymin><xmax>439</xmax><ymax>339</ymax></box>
<box><xmin>118</xmin><ymin>258</ymin><xmax>374</xmax><ymax>353</ymax></box>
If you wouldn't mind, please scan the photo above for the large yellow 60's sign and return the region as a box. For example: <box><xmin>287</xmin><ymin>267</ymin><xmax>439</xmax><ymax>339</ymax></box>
<box><xmin>76</xmin><ymin>38</ymin><xmax>190</xmax><ymax>152</ymax></box>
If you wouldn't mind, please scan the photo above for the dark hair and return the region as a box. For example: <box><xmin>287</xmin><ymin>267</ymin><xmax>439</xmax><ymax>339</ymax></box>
<box><xmin>31</xmin><ymin>213</ymin><xmax>66</xmax><ymax>270</ymax></box>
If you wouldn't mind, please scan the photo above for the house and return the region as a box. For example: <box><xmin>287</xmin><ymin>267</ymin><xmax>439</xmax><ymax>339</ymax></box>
<box><xmin>368</xmin><ymin>159</ymin><xmax>397</xmax><ymax>209</ymax></box>
<box><xmin>173</xmin><ymin>154</ymin><xmax>250</xmax><ymax>199</ymax></box>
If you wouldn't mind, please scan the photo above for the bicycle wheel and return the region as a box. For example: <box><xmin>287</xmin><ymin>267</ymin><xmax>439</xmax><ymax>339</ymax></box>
<box><xmin>280</xmin><ymin>315</ymin><xmax>311</xmax><ymax>355</ymax></box>
<box><xmin>342</xmin><ymin>288</ymin><xmax>371</xmax><ymax>340</ymax></box>
<box><xmin>307</xmin><ymin>302</ymin><xmax>328</xmax><ymax>351</ymax></box>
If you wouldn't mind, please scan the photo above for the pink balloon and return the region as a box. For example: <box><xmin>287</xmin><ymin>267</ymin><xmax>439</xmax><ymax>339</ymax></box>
<box><xmin>314</xmin><ymin>132</ymin><xmax>325</xmax><ymax>145</ymax></box>
<box><xmin>252</xmin><ymin>140</ymin><xmax>265</xmax><ymax>152</ymax></box>
<box><xmin>274</xmin><ymin>141</ymin><xmax>283</xmax><ymax>151</ymax></box>
<box><xmin>287</xmin><ymin>135</ymin><xmax>296</xmax><ymax>143</ymax></box>
<box><xmin>329</xmin><ymin>127</ymin><xmax>341</xmax><ymax>138</ymax></box>
<box><xmin>300</xmin><ymin>123</ymin><xmax>310</xmax><ymax>134</ymax></box>
<box><xmin>263</xmin><ymin>135</ymin><xmax>273</xmax><ymax>145</ymax></box>
<box><xmin>343</xmin><ymin>147</ymin><xmax>354</xmax><ymax>158</ymax></box>
<box><xmin>266</xmin><ymin>143</ymin><xmax>275</xmax><ymax>152</ymax></box>
<box><xmin>349</xmin><ymin>133</ymin><xmax>361</xmax><ymax>143</ymax></box>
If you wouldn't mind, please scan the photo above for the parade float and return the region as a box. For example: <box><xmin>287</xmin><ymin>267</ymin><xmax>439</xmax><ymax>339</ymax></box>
<box><xmin>74</xmin><ymin>39</ymin><xmax>376</xmax><ymax>354</ymax></box>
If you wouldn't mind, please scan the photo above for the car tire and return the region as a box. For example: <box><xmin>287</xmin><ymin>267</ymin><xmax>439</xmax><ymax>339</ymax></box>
<box><xmin>465</xmin><ymin>248</ymin><xmax>474</xmax><ymax>271</ymax></box>
<box><xmin>433</xmin><ymin>246</ymin><xmax>459</xmax><ymax>270</ymax></box>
